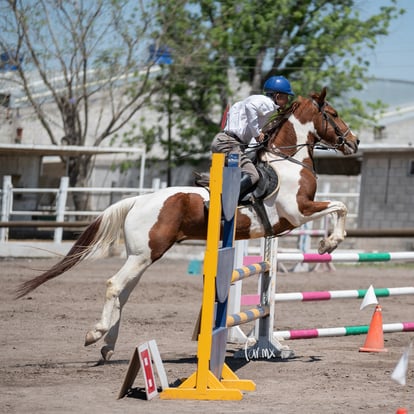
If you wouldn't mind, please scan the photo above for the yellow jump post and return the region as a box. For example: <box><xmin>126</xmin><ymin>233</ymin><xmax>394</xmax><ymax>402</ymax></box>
<box><xmin>161</xmin><ymin>153</ymin><xmax>255</xmax><ymax>400</ymax></box>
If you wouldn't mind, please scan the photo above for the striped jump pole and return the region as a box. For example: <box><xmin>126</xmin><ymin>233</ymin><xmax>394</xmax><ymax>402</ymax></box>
<box><xmin>231</xmin><ymin>261</ymin><xmax>270</xmax><ymax>283</ymax></box>
<box><xmin>227</xmin><ymin>306</ymin><xmax>269</xmax><ymax>327</ymax></box>
<box><xmin>275</xmin><ymin>286</ymin><xmax>414</xmax><ymax>302</ymax></box>
<box><xmin>273</xmin><ymin>322</ymin><xmax>414</xmax><ymax>340</ymax></box>
<box><xmin>240</xmin><ymin>286</ymin><xmax>414</xmax><ymax>306</ymax></box>
<box><xmin>277</xmin><ymin>251</ymin><xmax>414</xmax><ymax>263</ymax></box>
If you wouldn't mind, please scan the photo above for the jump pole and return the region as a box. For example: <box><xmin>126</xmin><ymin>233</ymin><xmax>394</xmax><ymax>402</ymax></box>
<box><xmin>230</xmin><ymin>250</ymin><xmax>414</xmax><ymax>344</ymax></box>
<box><xmin>276</xmin><ymin>251</ymin><xmax>414</xmax><ymax>263</ymax></box>
<box><xmin>241</xmin><ymin>287</ymin><xmax>414</xmax><ymax>305</ymax></box>
<box><xmin>274</xmin><ymin>322</ymin><xmax>414</xmax><ymax>340</ymax></box>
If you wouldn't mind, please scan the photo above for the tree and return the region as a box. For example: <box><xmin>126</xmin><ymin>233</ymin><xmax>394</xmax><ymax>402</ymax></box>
<box><xmin>0</xmin><ymin>0</ymin><xmax>405</xmax><ymax>190</ymax></box>
<box><xmin>129</xmin><ymin>1</ymin><xmax>233</xmax><ymax>185</ymax></box>
<box><xmin>139</xmin><ymin>0</ymin><xmax>404</xmax><ymax>172</ymax></box>
<box><xmin>0</xmin><ymin>0</ymin><xmax>170</xmax><ymax>207</ymax></box>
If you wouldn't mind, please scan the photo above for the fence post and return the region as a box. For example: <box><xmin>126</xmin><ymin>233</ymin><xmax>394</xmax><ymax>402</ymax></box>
<box><xmin>139</xmin><ymin>150</ymin><xmax>146</xmax><ymax>194</ymax></box>
<box><xmin>54</xmin><ymin>176</ymin><xmax>69</xmax><ymax>243</ymax></box>
<box><xmin>293</xmin><ymin>222</ymin><xmax>311</xmax><ymax>272</ymax></box>
<box><xmin>152</xmin><ymin>178</ymin><xmax>161</xmax><ymax>191</ymax></box>
<box><xmin>0</xmin><ymin>176</ymin><xmax>13</xmax><ymax>242</ymax></box>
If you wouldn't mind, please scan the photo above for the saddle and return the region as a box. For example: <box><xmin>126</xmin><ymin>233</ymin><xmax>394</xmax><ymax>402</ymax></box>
<box><xmin>195</xmin><ymin>160</ymin><xmax>279</xmax><ymax>202</ymax></box>
<box><xmin>248</xmin><ymin>161</ymin><xmax>279</xmax><ymax>202</ymax></box>
<box><xmin>194</xmin><ymin>160</ymin><xmax>280</xmax><ymax>236</ymax></box>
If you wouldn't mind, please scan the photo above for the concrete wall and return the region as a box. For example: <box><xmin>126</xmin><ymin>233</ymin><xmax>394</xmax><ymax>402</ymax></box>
<box><xmin>358</xmin><ymin>151</ymin><xmax>414</xmax><ymax>229</ymax></box>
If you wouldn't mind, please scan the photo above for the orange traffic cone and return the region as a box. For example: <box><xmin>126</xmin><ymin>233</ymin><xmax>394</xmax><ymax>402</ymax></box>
<box><xmin>359</xmin><ymin>304</ymin><xmax>388</xmax><ymax>353</ymax></box>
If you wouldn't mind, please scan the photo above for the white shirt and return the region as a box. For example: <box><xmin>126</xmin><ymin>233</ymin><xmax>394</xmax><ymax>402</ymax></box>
<box><xmin>224</xmin><ymin>94</ymin><xmax>279</xmax><ymax>144</ymax></box>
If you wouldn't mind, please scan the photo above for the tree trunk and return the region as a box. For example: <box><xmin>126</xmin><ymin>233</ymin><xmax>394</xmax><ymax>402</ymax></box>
<box><xmin>68</xmin><ymin>155</ymin><xmax>92</xmax><ymax>216</ymax></box>
<box><xmin>251</xmin><ymin>48</ymin><xmax>267</xmax><ymax>93</ymax></box>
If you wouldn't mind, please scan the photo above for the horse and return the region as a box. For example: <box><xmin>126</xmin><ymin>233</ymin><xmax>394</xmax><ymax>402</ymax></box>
<box><xmin>16</xmin><ymin>87</ymin><xmax>359</xmax><ymax>361</ymax></box>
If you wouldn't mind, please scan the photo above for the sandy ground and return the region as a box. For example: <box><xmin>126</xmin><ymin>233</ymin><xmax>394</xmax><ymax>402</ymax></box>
<box><xmin>1</xmin><ymin>251</ymin><xmax>414</xmax><ymax>414</ymax></box>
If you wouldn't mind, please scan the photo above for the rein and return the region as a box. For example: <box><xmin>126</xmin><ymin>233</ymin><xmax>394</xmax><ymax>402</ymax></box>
<box><xmin>262</xmin><ymin>97</ymin><xmax>350</xmax><ymax>176</ymax></box>
<box><xmin>263</xmin><ymin>101</ymin><xmax>317</xmax><ymax>175</ymax></box>
<box><xmin>265</xmin><ymin>143</ymin><xmax>318</xmax><ymax>177</ymax></box>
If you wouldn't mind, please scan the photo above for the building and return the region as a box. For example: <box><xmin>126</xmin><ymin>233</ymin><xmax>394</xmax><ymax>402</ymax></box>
<box><xmin>1</xmin><ymin>75</ymin><xmax>414</xmax><ymax>249</ymax></box>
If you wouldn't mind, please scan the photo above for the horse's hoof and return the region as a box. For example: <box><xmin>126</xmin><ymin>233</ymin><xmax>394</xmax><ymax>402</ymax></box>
<box><xmin>318</xmin><ymin>239</ymin><xmax>336</xmax><ymax>255</ymax></box>
<box><xmin>318</xmin><ymin>239</ymin><xmax>327</xmax><ymax>254</ymax></box>
<box><xmin>101</xmin><ymin>346</ymin><xmax>114</xmax><ymax>361</ymax></box>
<box><xmin>84</xmin><ymin>330</ymin><xmax>102</xmax><ymax>346</ymax></box>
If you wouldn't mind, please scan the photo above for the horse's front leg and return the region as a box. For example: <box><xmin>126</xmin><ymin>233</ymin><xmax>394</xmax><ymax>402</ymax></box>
<box><xmin>84</xmin><ymin>255</ymin><xmax>151</xmax><ymax>360</ymax></box>
<box><xmin>287</xmin><ymin>199</ymin><xmax>348</xmax><ymax>254</ymax></box>
<box><xmin>315</xmin><ymin>201</ymin><xmax>348</xmax><ymax>254</ymax></box>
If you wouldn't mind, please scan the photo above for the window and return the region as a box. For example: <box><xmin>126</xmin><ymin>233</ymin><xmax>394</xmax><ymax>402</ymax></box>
<box><xmin>409</xmin><ymin>160</ymin><xmax>414</xmax><ymax>176</ymax></box>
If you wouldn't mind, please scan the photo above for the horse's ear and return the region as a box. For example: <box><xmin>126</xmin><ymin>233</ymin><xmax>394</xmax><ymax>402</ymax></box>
<box><xmin>318</xmin><ymin>87</ymin><xmax>327</xmax><ymax>105</ymax></box>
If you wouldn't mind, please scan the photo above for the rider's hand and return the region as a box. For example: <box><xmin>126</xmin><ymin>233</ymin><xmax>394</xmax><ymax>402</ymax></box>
<box><xmin>255</xmin><ymin>132</ymin><xmax>265</xmax><ymax>143</ymax></box>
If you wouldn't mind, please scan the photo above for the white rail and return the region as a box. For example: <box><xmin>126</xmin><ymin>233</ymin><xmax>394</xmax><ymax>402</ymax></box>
<box><xmin>0</xmin><ymin>175</ymin><xmax>163</xmax><ymax>243</ymax></box>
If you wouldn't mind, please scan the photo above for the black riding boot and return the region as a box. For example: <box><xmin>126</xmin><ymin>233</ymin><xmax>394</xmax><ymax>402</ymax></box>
<box><xmin>238</xmin><ymin>174</ymin><xmax>254</xmax><ymax>204</ymax></box>
<box><xmin>204</xmin><ymin>174</ymin><xmax>255</xmax><ymax>211</ymax></box>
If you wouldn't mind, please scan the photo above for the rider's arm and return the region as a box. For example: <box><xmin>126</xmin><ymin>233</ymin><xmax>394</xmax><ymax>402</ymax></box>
<box><xmin>245</xmin><ymin>97</ymin><xmax>276</xmax><ymax>142</ymax></box>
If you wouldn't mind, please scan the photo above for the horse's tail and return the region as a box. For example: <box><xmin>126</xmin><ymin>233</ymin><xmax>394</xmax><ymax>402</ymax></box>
<box><xmin>15</xmin><ymin>196</ymin><xmax>138</xmax><ymax>299</ymax></box>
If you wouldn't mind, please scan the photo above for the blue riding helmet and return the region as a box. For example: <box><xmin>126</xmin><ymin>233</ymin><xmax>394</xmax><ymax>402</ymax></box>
<box><xmin>263</xmin><ymin>76</ymin><xmax>294</xmax><ymax>96</ymax></box>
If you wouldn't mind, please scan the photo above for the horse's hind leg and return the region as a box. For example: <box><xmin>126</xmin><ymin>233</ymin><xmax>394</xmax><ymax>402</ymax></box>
<box><xmin>84</xmin><ymin>254</ymin><xmax>151</xmax><ymax>360</ymax></box>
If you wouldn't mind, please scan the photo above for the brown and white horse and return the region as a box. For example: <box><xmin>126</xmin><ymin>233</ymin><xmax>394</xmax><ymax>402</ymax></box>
<box><xmin>16</xmin><ymin>87</ymin><xmax>359</xmax><ymax>360</ymax></box>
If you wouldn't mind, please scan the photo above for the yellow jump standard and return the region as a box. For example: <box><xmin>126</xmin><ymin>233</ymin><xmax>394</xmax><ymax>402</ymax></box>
<box><xmin>161</xmin><ymin>154</ymin><xmax>255</xmax><ymax>400</ymax></box>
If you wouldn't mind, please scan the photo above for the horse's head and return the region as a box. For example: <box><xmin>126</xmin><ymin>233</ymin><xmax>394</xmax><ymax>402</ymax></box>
<box><xmin>309</xmin><ymin>87</ymin><xmax>359</xmax><ymax>155</ymax></box>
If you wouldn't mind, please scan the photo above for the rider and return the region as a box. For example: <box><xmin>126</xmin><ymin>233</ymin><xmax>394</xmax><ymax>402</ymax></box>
<box><xmin>211</xmin><ymin>75</ymin><xmax>294</xmax><ymax>203</ymax></box>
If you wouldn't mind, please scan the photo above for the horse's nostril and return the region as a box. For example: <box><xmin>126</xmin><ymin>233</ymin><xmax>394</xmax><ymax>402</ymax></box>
<box><xmin>357</xmin><ymin>139</ymin><xmax>360</xmax><ymax>145</ymax></box>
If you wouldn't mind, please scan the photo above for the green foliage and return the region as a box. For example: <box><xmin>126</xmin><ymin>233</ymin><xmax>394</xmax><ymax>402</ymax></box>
<box><xmin>139</xmin><ymin>0</ymin><xmax>404</xmax><ymax>163</ymax></box>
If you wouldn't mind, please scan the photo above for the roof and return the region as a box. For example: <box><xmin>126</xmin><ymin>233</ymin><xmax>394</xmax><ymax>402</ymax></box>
<box><xmin>313</xmin><ymin>143</ymin><xmax>414</xmax><ymax>175</ymax></box>
<box><xmin>0</xmin><ymin>143</ymin><xmax>145</xmax><ymax>157</ymax></box>
<box><xmin>356</xmin><ymin>143</ymin><xmax>414</xmax><ymax>154</ymax></box>
<box><xmin>354</xmin><ymin>78</ymin><xmax>414</xmax><ymax>125</ymax></box>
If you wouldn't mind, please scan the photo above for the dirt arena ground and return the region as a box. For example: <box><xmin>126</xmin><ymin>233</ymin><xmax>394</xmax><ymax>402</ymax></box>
<box><xmin>1</xmin><ymin>248</ymin><xmax>414</xmax><ymax>413</ymax></box>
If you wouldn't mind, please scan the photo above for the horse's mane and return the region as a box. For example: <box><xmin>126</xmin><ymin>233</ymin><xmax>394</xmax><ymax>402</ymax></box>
<box><xmin>262</xmin><ymin>100</ymin><xmax>300</xmax><ymax>140</ymax></box>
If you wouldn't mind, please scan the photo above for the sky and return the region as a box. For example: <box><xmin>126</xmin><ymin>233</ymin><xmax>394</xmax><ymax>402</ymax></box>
<box><xmin>362</xmin><ymin>0</ymin><xmax>414</xmax><ymax>82</ymax></box>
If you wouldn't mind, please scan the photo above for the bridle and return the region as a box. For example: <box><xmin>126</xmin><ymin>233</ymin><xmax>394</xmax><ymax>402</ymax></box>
<box><xmin>260</xmin><ymin>98</ymin><xmax>351</xmax><ymax>176</ymax></box>
<box><xmin>317</xmin><ymin>101</ymin><xmax>351</xmax><ymax>150</ymax></box>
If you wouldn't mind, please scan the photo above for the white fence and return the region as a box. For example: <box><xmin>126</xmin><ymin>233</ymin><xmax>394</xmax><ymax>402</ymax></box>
<box><xmin>0</xmin><ymin>175</ymin><xmax>165</xmax><ymax>243</ymax></box>
<box><xmin>0</xmin><ymin>175</ymin><xmax>360</xmax><ymax>246</ymax></box>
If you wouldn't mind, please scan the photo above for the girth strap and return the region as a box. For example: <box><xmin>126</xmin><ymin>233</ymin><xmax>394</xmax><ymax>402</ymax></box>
<box><xmin>251</xmin><ymin>199</ymin><xmax>273</xmax><ymax>236</ymax></box>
